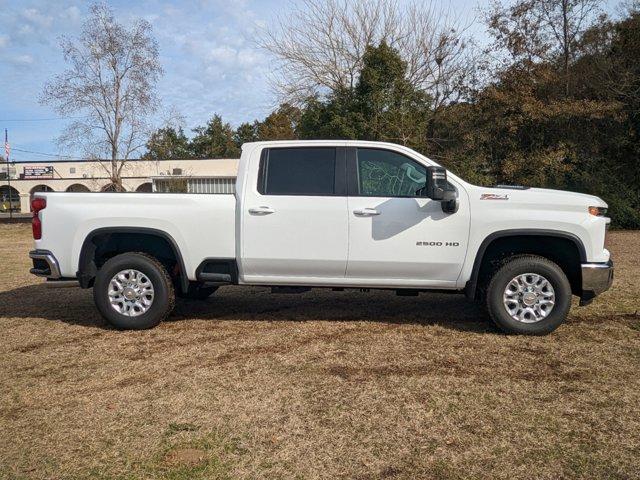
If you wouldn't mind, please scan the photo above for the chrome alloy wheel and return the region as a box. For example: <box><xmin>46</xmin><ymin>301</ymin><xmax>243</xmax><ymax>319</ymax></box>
<box><xmin>503</xmin><ymin>273</ymin><xmax>555</xmax><ymax>323</ymax></box>
<box><xmin>108</xmin><ymin>269</ymin><xmax>155</xmax><ymax>317</ymax></box>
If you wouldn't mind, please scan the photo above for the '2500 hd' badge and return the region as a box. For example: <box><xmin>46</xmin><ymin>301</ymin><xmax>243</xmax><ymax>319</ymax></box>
<box><xmin>416</xmin><ymin>241</ymin><xmax>460</xmax><ymax>247</ymax></box>
<box><xmin>480</xmin><ymin>193</ymin><xmax>509</xmax><ymax>200</ymax></box>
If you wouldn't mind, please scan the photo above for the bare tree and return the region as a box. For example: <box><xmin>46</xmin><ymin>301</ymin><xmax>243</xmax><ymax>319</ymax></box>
<box><xmin>485</xmin><ymin>0</ymin><xmax>549</xmax><ymax>67</ymax></box>
<box><xmin>41</xmin><ymin>3</ymin><xmax>163</xmax><ymax>190</ymax></box>
<box><xmin>485</xmin><ymin>0</ymin><xmax>601</xmax><ymax>95</ymax></box>
<box><xmin>539</xmin><ymin>0</ymin><xmax>602</xmax><ymax>95</ymax></box>
<box><xmin>259</xmin><ymin>0</ymin><xmax>475</xmax><ymax>111</ymax></box>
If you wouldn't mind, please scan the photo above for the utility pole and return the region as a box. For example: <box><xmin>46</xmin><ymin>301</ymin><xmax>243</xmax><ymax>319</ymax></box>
<box><xmin>4</xmin><ymin>129</ymin><xmax>12</xmax><ymax>220</ymax></box>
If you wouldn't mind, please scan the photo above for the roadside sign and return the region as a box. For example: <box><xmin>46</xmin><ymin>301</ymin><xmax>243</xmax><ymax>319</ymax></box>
<box><xmin>23</xmin><ymin>166</ymin><xmax>54</xmax><ymax>179</ymax></box>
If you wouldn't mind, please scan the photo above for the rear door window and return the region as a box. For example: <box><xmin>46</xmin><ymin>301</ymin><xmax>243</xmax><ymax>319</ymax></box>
<box><xmin>259</xmin><ymin>147</ymin><xmax>336</xmax><ymax>195</ymax></box>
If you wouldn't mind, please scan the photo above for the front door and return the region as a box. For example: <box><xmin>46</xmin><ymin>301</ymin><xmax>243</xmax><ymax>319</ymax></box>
<box><xmin>241</xmin><ymin>146</ymin><xmax>349</xmax><ymax>283</ymax></box>
<box><xmin>346</xmin><ymin>147</ymin><xmax>470</xmax><ymax>287</ymax></box>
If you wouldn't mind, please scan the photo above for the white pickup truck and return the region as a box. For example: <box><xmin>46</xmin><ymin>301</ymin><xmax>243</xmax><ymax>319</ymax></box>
<box><xmin>29</xmin><ymin>140</ymin><xmax>613</xmax><ymax>334</ymax></box>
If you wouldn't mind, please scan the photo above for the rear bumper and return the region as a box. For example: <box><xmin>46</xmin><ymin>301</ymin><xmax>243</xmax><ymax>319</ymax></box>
<box><xmin>29</xmin><ymin>249</ymin><xmax>61</xmax><ymax>279</ymax></box>
<box><xmin>580</xmin><ymin>260</ymin><xmax>614</xmax><ymax>305</ymax></box>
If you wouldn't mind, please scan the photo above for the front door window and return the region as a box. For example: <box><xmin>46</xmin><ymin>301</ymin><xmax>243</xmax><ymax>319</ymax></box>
<box><xmin>357</xmin><ymin>148</ymin><xmax>426</xmax><ymax>198</ymax></box>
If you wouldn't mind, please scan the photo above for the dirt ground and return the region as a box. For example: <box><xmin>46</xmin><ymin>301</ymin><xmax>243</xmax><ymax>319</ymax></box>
<box><xmin>0</xmin><ymin>223</ymin><xmax>638</xmax><ymax>480</ymax></box>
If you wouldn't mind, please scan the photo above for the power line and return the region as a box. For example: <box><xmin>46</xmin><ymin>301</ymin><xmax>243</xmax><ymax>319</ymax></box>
<box><xmin>11</xmin><ymin>148</ymin><xmax>72</xmax><ymax>159</ymax></box>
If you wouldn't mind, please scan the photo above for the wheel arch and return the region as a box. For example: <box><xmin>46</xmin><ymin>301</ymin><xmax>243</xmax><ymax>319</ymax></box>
<box><xmin>77</xmin><ymin>227</ymin><xmax>189</xmax><ymax>293</ymax></box>
<box><xmin>465</xmin><ymin>229</ymin><xmax>587</xmax><ymax>300</ymax></box>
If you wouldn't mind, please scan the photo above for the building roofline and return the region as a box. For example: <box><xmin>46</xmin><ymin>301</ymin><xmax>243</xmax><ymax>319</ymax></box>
<box><xmin>2</xmin><ymin>158</ymin><xmax>238</xmax><ymax>165</ymax></box>
<box><xmin>6</xmin><ymin>176</ymin><xmax>153</xmax><ymax>182</ymax></box>
<box><xmin>151</xmin><ymin>175</ymin><xmax>236</xmax><ymax>179</ymax></box>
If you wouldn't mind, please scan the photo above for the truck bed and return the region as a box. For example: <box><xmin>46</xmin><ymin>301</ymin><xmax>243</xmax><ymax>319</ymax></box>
<box><xmin>35</xmin><ymin>192</ymin><xmax>236</xmax><ymax>280</ymax></box>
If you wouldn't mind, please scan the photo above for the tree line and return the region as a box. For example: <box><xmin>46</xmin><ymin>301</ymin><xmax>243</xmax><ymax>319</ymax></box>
<box><xmin>41</xmin><ymin>1</ymin><xmax>640</xmax><ymax>227</ymax></box>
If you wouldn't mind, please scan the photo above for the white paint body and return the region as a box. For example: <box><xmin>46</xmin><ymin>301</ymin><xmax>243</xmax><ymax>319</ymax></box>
<box><xmin>34</xmin><ymin>141</ymin><xmax>610</xmax><ymax>289</ymax></box>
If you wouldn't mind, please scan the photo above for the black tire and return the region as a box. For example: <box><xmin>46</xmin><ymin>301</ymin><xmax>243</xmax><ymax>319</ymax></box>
<box><xmin>177</xmin><ymin>282</ymin><xmax>218</xmax><ymax>300</ymax></box>
<box><xmin>486</xmin><ymin>255</ymin><xmax>571</xmax><ymax>335</ymax></box>
<box><xmin>93</xmin><ymin>252</ymin><xmax>175</xmax><ymax>330</ymax></box>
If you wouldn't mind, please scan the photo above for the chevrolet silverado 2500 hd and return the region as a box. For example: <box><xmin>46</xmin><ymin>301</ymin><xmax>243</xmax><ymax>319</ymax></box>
<box><xmin>29</xmin><ymin>141</ymin><xmax>613</xmax><ymax>334</ymax></box>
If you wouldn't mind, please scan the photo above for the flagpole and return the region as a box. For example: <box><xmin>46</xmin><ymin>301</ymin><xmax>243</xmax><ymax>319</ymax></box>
<box><xmin>5</xmin><ymin>129</ymin><xmax>12</xmax><ymax>220</ymax></box>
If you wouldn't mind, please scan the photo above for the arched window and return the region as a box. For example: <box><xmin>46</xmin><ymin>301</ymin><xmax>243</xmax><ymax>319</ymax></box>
<box><xmin>0</xmin><ymin>185</ymin><xmax>21</xmax><ymax>213</ymax></box>
<box><xmin>101</xmin><ymin>183</ymin><xmax>126</xmax><ymax>192</ymax></box>
<box><xmin>30</xmin><ymin>185</ymin><xmax>54</xmax><ymax>194</ymax></box>
<box><xmin>66</xmin><ymin>183</ymin><xmax>91</xmax><ymax>192</ymax></box>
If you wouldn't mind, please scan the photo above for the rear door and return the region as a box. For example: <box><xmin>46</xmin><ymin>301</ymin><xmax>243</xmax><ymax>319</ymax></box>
<box><xmin>241</xmin><ymin>146</ymin><xmax>349</xmax><ymax>282</ymax></box>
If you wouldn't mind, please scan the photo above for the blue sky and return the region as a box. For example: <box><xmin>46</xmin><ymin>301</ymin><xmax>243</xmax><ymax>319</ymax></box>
<box><xmin>0</xmin><ymin>0</ymin><xmax>622</xmax><ymax>161</ymax></box>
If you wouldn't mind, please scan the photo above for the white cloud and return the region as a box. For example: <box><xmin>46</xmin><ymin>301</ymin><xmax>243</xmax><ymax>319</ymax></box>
<box><xmin>21</xmin><ymin>7</ymin><xmax>54</xmax><ymax>27</ymax></box>
<box><xmin>63</xmin><ymin>6</ymin><xmax>82</xmax><ymax>23</ymax></box>
<box><xmin>208</xmin><ymin>46</ymin><xmax>240</xmax><ymax>64</ymax></box>
<box><xmin>0</xmin><ymin>35</ymin><xmax>8</xmax><ymax>48</ymax></box>
<box><xmin>11</xmin><ymin>54</ymin><xmax>35</xmax><ymax>65</ymax></box>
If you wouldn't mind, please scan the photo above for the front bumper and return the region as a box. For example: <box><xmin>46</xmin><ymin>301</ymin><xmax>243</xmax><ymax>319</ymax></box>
<box><xmin>580</xmin><ymin>259</ymin><xmax>614</xmax><ymax>305</ymax></box>
<box><xmin>29</xmin><ymin>249</ymin><xmax>61</xmax><ymax>279</ymax></box>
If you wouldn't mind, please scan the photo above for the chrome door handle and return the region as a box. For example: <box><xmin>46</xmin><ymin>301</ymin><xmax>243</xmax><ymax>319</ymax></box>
<box><xmin>248</xmin><ymin>206</ymin><xmax>275</xmax><ymax>215</ymax></box>
<box><xmin>353</xmin><ymin>208</ymin><xmax>381</xmax><ymax>216</ymax></box>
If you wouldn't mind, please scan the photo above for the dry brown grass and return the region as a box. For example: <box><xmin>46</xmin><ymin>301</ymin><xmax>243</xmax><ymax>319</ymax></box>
<box><xmin>0</xmin><ymin>223</ymin><xmax>638</xmax><ymax>480</ymax></box>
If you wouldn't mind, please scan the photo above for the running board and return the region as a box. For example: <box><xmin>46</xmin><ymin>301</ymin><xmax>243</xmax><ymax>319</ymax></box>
<box><xmin>46</xmin><ymin>279</ymin><xmax>80</xmax><ymax>288</ymax></box>
<box><xmin>195</xmin><ymin>258</ymin><xmax>238</xmax><ymax>285</ymax></box>
<box><xmin>271</xmin><ymin>286</ymin><xmax>311</xmax><ymax>294</ymax></box>
<box><xmin>198</xmin><ymin>272</ymin><xmax>232</xmax><ymax>283</ymax></box>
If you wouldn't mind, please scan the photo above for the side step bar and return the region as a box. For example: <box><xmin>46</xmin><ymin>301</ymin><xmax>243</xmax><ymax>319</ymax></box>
<box><xmin>198</xmin><ymin>272</ymin><xmax>232</xmax><ymax>283</ymax></box>
<box><xmin>271</xmin><ymin>286</ymin><xmax>311</xmax><ymax>294</ymax></box>
<box><xmin>46</xmin><ymin>279</ymin><xmax>80</xmax><ymax>288</ymax></box>
<box><xmin>195</xmin><ymin>259</ymin><xmax>238</xmax><ymax>285</ymax></box>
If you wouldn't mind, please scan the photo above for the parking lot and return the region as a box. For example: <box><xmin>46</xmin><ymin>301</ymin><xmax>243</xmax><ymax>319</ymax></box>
<box><xmin>1</xmin><ymin>222</ymin><xmax>639</xmax><ymax>479</ymax></box>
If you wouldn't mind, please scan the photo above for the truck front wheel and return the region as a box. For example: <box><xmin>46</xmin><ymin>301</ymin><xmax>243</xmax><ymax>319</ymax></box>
<box><xmin>93</xmin><ymin>252</ymin><xmax>175</xmax><ymax>330</ymax></box>
<box><xmin>485</xmin><ymin>255</ymin><xmax>571</xmax><ymax>335</ymax></box>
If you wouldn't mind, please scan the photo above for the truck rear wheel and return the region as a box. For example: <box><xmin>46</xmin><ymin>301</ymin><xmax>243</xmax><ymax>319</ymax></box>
<box><xmin>93</xmin><ymin>252</ymin><xmax>175</xmax><ymax>330</ymax></box>
<box><xmin>485</xmin><ymin>255</ymin><xmax>571</xmax><ymax>335</ymax></box>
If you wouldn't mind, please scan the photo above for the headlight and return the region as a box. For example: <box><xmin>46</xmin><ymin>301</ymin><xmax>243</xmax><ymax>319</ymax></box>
<box><xmin>588</xmin><ymin>206</ymin><xmax>607</xmax><ymax>216</ymax></box>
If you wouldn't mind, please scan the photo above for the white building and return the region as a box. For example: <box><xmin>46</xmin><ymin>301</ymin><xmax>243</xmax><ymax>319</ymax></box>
<box><xmin>0</xmin><ymin>158</ymin><xmax>239</xmax><ymax>212</ymax></box>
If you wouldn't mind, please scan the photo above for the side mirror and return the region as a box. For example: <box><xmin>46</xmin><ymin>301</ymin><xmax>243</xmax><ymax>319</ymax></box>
<box><xmin>426</xmin><ymin>166</ymin><xmax>459</xmax><ymax>214</ymax></box>
<box><xmin>426</xmin><ymin>166</ymin><xmax>448</xmax><ymax>201</ymax></box>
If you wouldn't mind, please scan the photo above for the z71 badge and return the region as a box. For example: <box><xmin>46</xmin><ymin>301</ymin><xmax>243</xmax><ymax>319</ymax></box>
<box><xmin>480</xmin><ymin>193</ymin><xmax>509</xmax><ymax>200</ymax></box>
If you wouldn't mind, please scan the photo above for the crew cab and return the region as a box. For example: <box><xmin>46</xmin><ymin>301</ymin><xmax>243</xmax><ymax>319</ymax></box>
<box><xmin>29</xmin><ymin>141</ymin><xmax>613</xmax><ymax>334</ymax></box>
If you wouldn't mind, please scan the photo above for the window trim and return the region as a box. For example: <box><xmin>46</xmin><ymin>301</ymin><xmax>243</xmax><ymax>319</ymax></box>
<box><xmin>347</xmin><ymin>146</ymin><xmax>430</xmax><ymax>199</ymax></box>
<box><xmin>257</xmin><ymin>146</ymin><xmax>347</xmax><ymax>197</ymax></box>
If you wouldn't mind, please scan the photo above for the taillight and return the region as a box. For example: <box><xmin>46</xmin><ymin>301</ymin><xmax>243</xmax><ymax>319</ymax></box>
<box><xmin>31</xmin><ymin>197</ymin><xmax>46</xmax><ymax>240</ymax></box>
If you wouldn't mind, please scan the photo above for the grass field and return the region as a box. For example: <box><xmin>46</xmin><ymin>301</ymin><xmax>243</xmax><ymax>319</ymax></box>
<box><xmin>0</xmin><ymin>223</ymin><xmax>638</xmax><ymax>479</ymax></box>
